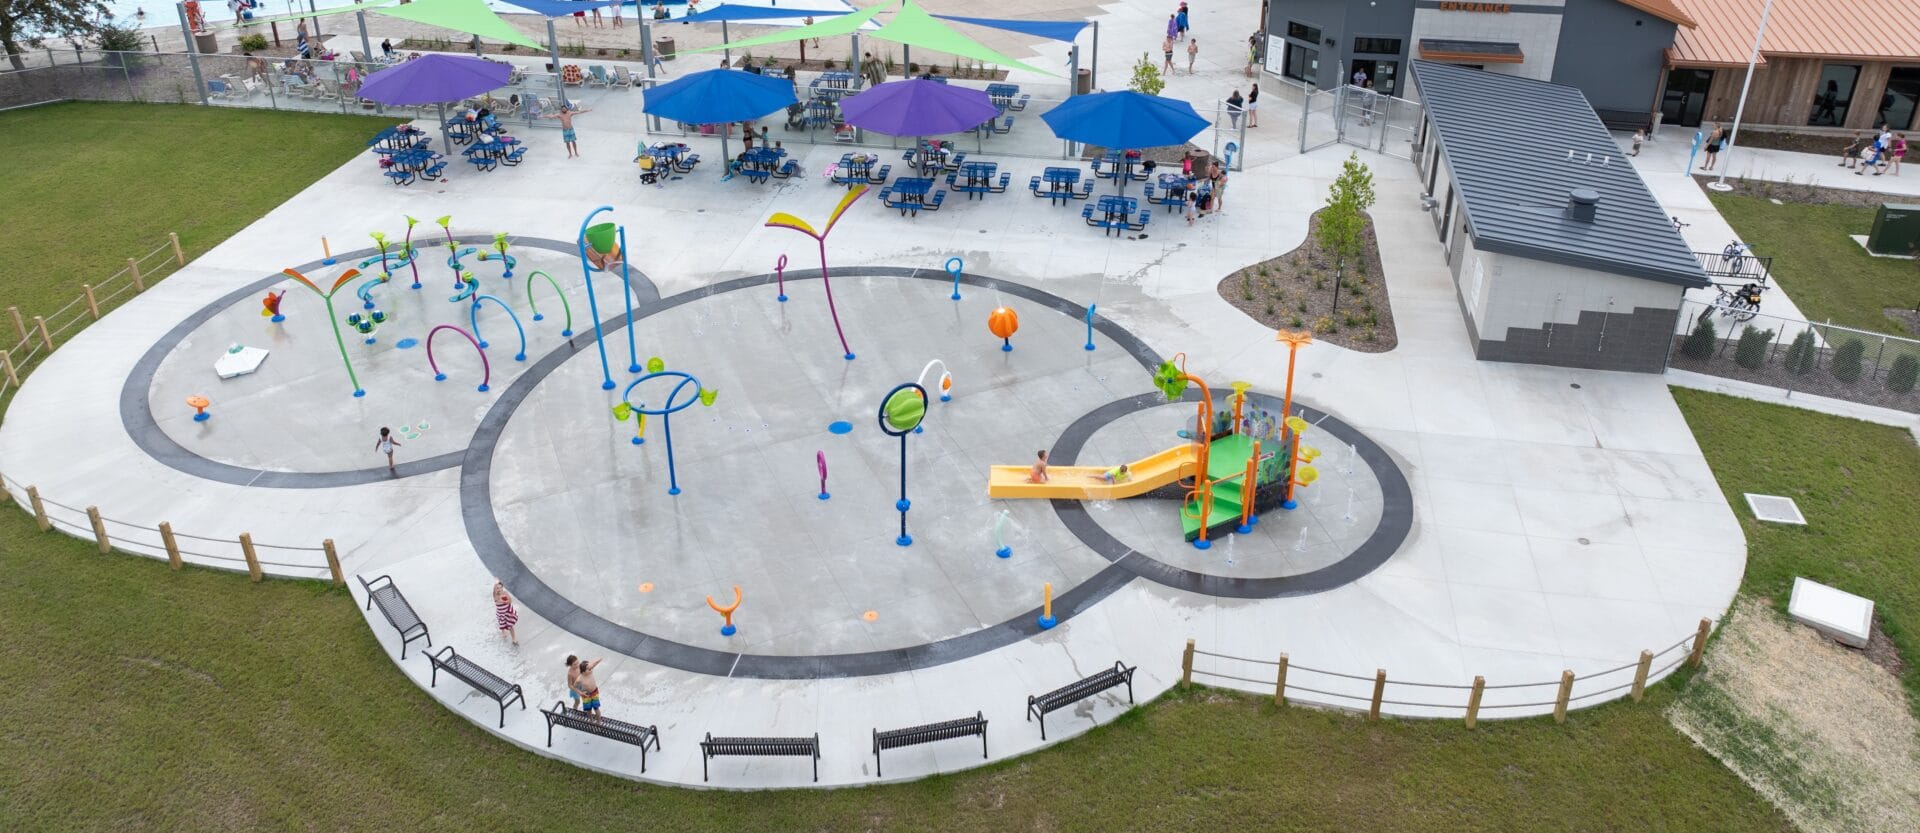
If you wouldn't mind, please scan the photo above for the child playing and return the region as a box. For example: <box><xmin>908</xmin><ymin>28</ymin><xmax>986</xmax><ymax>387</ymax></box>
<box><xmin>1629</xmin><ymin>128</ymin><xmax>1645</xmax><ymax>157</ymax></box>
<box><xmin>1091</xmin><ymin>464</ymin><xmax>1131</xmax><ymax>484</ymax></box>
<box><xmin>542</xmin><ymin>103</ymin><xmax>592</xmax><ymax>158</ymax></box>
<box><xmin>1028</xmin><ymin>450</ymin><xmax>1050</xmax><ymax>483</ymax></box>
<box><xmin>573</xmin><ymin>657</ymin><xmax>604</xmax><ymax>714</ymax></box>
<box><xmin>374</xmin><ymin>427</ymin><xmax>400</xmax><ymax>474</ymax></box>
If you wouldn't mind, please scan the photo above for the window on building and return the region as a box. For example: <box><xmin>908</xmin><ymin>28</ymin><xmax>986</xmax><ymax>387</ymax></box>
<box><xmin>1286</xmin><ymin>21</ymin><xmax>1322</xmax><ymax>44</ymax></box>
<box><xmin>1353</xmin><ymin>37</ymin><xmax>1402</xmax><ymax>55</ymax></box>
<box><xmin>1879</xmin><ymin>67</ymin><xmax>1920</xmax><ymax>131</ymax></box>
<box><xmin>1807</xmin><ymin>63</ymin><xmax>1861</xmax><ymax>126</ymax></box>
<box><xmin>1284</xmin><ymin>42</ymin><xmax>1320</xmax><ymax>85</ymax></box>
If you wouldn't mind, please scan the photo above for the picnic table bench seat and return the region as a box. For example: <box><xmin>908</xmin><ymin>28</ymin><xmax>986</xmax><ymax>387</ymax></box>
<box><xmin>541</xmin><ymin>701</ymin><xmax>662</xmax><ymax>772</ymax></box>
<box><xmin>385</xmin><ymin>169</ymin><xmax>415</xmax><ymax>186</ymax></box>
<box><xmin>427</xmin><ymin>646</ymin><xmax>525</xmax><ymax>727</ymax></box>
<box><xmin>872</xmin><ymin>712</ymin><xmax>987</xmax><ymax>777</ymax></box>
<box><xmin>358</xmin><ymin>574</ymin><xmax>431</xmax><ymax>658</ymax></box>
<box><xmin>501</xmin><ymin>147</ymin><xmax>527</xmax><ymax>166</ymax></box>
<box><xmin>1027</xmin><ymin>661</ymin><xmax>1136</xmax><ymax>739</ymax></box>
<box><xmin>701</xmin><ymin>733</ymin><xmax>821</xmax><ymax>782</ymax></box>
<box><xmin>1008</xmin><ymin>93</ymin><xmax>1031</xmax><ymax>111</ymax></box>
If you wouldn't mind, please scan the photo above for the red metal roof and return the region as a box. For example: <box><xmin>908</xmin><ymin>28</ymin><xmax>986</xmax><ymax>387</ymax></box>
<box><xmin>1669</xmin><ymin>0</ymin><xmax>1920</xmax><ymax>66</ymax></box>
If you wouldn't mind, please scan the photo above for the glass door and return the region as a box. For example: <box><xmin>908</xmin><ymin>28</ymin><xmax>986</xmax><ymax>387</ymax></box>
<box><xmin>1284</xmin><ymin>43</ymin><xmax>1320</xmax><ymax>86</ymax></box>
<box><xmin>1660</xmin><ymin>68</ymin><xmax>1714</xmax><ymax>128</ymax></box>
<box><xmin>1879</xmin><ymin>67</ymin><xmax>1920</xmax><ymax>131</ymax></box>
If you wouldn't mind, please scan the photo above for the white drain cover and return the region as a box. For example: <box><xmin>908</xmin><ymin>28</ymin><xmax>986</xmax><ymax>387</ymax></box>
<box><xmin>1744</xmin><ymin>493</ymin><xmax>1806</xmax><ymax>525</ymax></box>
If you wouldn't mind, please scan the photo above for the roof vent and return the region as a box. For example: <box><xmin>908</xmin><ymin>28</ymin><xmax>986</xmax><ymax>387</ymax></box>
<box><xmin>1566</xmin><ymin>188</ymin><xmax>1600</xmax><ymax>223</ymax></box>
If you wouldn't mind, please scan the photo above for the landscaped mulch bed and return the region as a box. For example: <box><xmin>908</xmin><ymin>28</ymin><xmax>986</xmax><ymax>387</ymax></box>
<box><xmin>1669</xmin><ymin>328</ymin><xmax>1920</xmax><ymax>413</ymax></box>
<box><xmin>1694</xmin><ymin>174</ymin><xmax>1911</xmax><ymax>209</ymax></box>
<box><xmin>1214</xmin><ymin>210</ymin><xmax>1396</xmax><ymax>352</ymax></box>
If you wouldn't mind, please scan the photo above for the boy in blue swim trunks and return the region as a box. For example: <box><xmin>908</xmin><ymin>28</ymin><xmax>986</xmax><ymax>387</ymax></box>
<box><xmin>543</xmin><ymin>103</ymin><xmax>592</xmax><ymax>158</ymax></box>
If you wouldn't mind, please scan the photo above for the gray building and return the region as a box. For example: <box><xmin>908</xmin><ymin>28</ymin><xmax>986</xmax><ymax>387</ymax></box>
<box><xmin>1411</xmin><ymin>61</ymin><xmax>1708</xmax><ymax>372</ymax></box>
<box><xmin>1264</xmin><ymin>0</ymin><xmax>1692</xmax><ymax>123</ymax></box>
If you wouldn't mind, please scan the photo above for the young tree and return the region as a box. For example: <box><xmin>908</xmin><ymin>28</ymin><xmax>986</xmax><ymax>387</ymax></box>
<box><xmin>1315</xmin><ymin>153</ymin><xmax>1376</xmax><ymax>316</ymax></box>
<box><xmin>1129</xmin><ymin>52</ymin><xmax>1164</xmax><ymax>96</ymax></box>
<box><xmin>2</xmin><ymin>0</ymin><xmax>108</xmax><ymax>71</ymax></box>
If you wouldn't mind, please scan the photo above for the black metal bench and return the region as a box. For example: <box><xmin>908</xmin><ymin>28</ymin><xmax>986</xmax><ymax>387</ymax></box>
<box><xmin>1595</xmin><ymin>108</ymin><xmax>1653</xmax><ymax>134</ymax></box>
<box><xmin>872</xmin><ymin>711</ymin><xmax>987</xmax><ymax>777</ymax></box>
<box><xmin>541</xmin><ymin>701</ymin><xmax>662</xmax><ymax>773</ymax></box>
<box><xmin>700</xmin><ymin>733</ymin><xmax>821</xmax><ymax>782</ymax></box>
<box><xmin>427</xmin><ymin>646</ymin><xmax>525</xmax><ymax>728</ymax></box>
<box><xmin>1026</xmin><ymin>661</ymin><xmax>1136</xmax><ymax>739</ymax></box>
<box><xmin>359</xmin><ymin>574</ymin><xmax>431</xmax><ymax>659</ymax></box>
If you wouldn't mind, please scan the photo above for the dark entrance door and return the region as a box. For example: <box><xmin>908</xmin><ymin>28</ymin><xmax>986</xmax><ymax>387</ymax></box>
<box><xmin>1351</xmin><ymin>59</ymin><xmax>1401</xmax><ymax>96</ymax></box>
<box><xmin>1661</xmin><ymin>68</ymin><xmax>1713</xmax><ymax>127</ymax></box>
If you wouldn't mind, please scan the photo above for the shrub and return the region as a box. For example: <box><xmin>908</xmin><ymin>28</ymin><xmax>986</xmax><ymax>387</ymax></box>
<box><xmin>1313</xmin><ymin>316</ymin><xmax>1335</xmax><ymax>334</ymax></box>
<box><xmin>1240</xmin><ymin>273</ymin><xmax>1253</xmax><ymax>300</ymax></box>
<box><xmin>1290</xmin><ymin>316</ymin><xmax>1304</xmax><ymax>327</ymax></box>
<box><xmin>1680</xmin><ymin>315</ymin><xmax>1717</xmax><ymax>360</ymax></box>
<box><xmin>1733</xmin><ymin>327</ymin><xmax>1773</xmax><ymax>370</ymax></box>
<box><xmin>1296</xmin><ymin>301</ymin><xmax>1307</xmax><ymax>313</ymax></box>
<box><xmin>1364</xmin><ymin>325</ymin><xmax>1377</xmax><ymax>342</ymax></box>
<box><xmin>1312</xmin><ymin>276</ymin><xmax>1324</xmax><ymax>290</ymax></box>
<box><xmin>1782</xmin><ymin>329</ymin><xmax>1817</xmax><ymax>375</ymax></box>
<box><xmin>1888</xmin><ymin>354</ymin><xmax>1919</xmax><ymax>394</ymax></box>
<box><xmin>1830</xmin><ymin>338</ymin><xmax>1865</xmax><ymax>383</ymax></box>
<box><xmin>1263</xmin><ymin>301</ymin><xmax>1275</xmax><ymax>317</ymax></box>
<box><xmin>236</xmin><ymin>33</ymin><xmax>269</xmax><ymax>52</ymax></box>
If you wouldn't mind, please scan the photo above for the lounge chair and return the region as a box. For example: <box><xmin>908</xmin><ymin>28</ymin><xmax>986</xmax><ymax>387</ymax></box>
<box><xmin>586</xmin><ymin>65</ymin><xmax>612</xmax><ymax>88</ymax></box>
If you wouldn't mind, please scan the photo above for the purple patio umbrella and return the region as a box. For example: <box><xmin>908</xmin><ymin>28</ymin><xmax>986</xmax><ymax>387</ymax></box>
<box><xmin>839</xmin><ymin>79</ymin><xmax>999</xmax><ymax>168</ymax></box>
<box><xmin>358</xmin><ymin>54</ymin><xmax>513</xmax><ymax>152</ymax></box>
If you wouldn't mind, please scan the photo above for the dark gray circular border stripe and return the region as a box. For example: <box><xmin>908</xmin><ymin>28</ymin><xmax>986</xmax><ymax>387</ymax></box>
<box><xmin>1048</xmin><ymin>391</ymin><xmax>1412</xmax><ymax>599</ymax></box>
<box><xmin>460</xmin><ymin>267</ymin><xmax>1411</xmax><ymax>678</ymax></box>
<box><xmin>117</xmin><ymin>237</ymin><xmax>659</xmax><ymax>488</ymax></box>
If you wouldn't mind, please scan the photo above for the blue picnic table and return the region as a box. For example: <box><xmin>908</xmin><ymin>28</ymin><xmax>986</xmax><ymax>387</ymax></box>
<box><xmin>948</xmin><ymin>160</ymin><xmax>1009</xmax><ymax>200</ymax></box>
<box><xmin>832</xmin><ymin>152</ymin><xmax>892</xmax><ymax>187</ymax></box>
<box><xmin>986</xmin><ymin>83</ymin><xmax>1019</xmax><ymax>107</ymax></box>
<box><xmin>1148</xmin><ymin>173</ymin><xmax>1196</xmax><ymax>212</ymax></box>
<box><xmin>1083</xmin><ymin>195</ymin><xmax>1150</xmax><ymax>236</ymax></box>
<box><xmin>381</xmin><ymin>148</ymin><xmax>445</xmax><ymax>185</ymax></box>
<box><xmin>1030</xmin><ymin>166</ymin><xmax>1092</xmax><ymax>204</ymax></box>
<box><xmin>879</xmin><ymin>176</ymin><xmax>946</xmax><ymax>217</ymax></box>
<box><xmin>737</xmin><ymin>147</ymin><xmax>786</xmax><ymax>183</ymax></box>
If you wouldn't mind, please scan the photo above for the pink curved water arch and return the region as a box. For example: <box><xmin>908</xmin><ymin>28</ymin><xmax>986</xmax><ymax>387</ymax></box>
<box><xmin>426</xmin><ymin>324</ymin><xmax>492</xmax><ymax>392</ymax></box>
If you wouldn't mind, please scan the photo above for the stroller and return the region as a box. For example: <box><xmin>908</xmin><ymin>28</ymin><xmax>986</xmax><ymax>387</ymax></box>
<box><xmin>783</xmin><ymin>101</ymin><xmax>806</xmax><ymax>131</ymax></box>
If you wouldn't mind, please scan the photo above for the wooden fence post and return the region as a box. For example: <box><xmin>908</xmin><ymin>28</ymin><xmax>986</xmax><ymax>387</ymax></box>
<box><xmin>127</xmin><ymin>257</ymin><xmax>142</xmax><ymax>292</ymax></box>
<box><xmin>1368</xmin><ymin>668</ymin><xmax>1386</xmax><ymax>721</ymax></box>
<box><xmin>86</xmin><ymin>506</ymin><xmax>110</xmax><ymax>554</ymax></box>
<box><xmin>160</xmin><ymin>521</ymin><xmax>182</xmax><ymax>570</ymax></box>
<box><xmin>1553</xmin><ymin>670</ymin><xmax>1574</xmax><ymax>724</ymax></box>
<box><xmin>26</xmin><ymin>486</ymin><xmax>49</xmax><ymax>531</ymax></box>
<box><xmin>7</xmin><ymin>306</ymin><xmax>25</xmax><ymax>344</ymax></box>
<box><xmin>322</xmin><ymin>538</ymin><xmax>343</xmax><ymax>586</ymax></box>
<box><xmin>1274</xmin><ymin>653</ymin><xmax>1289</xmax><ymax>706</ymax></box>
<box><xmin>239</xmin><ymin>532</ymin><xmax>262</xmax><ymax>582</ymax></box>
<box><xmin>169</xmin><ymin>232</ymin><xmax>185</xmax><ymax>267</ymax></box>
<box><xmin>1465</xmin><ymin>676</ymin><xmax>1485</xmax><ymax>728</ymax></box>
<box><xmin>1180</xmin><ymin>638</ymin><xmax>1195</xmax><ymax>688</ymax></box>
<box><xmin>1</xmin><ymin>351</ymin><xmax>18</xmax><ymax>386</ymax></box>
<box><xmin>1687</xmin><ymin>618</ymin><xmax>1711</xmax><ymax>667</ymax></box>
<box><xmin>33</xmin><ymin>316</ymin><xmax>53</xmax><ymax>351</ymax></box>
<box><xmin>82</xmin><ymin>284</ymin><xmax>100</xmax><ymax>320</ymax></box>
<box><xmin>1631</xmin><ymin>650</ymin><xmax>1653</xmax><ymax>701</ymax></box>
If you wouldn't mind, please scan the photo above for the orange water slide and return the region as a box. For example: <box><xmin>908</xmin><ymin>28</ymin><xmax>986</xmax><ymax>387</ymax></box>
<box><xmin>986</xmin><ymin>444</ymin><xmax>1199</xmax><ymax>500</ymax></box>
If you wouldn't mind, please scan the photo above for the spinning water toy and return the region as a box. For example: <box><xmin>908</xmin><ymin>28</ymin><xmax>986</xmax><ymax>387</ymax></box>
<box><xmin>259</xmin><ymin>289</ymin><xmax>286</xmax><ymax>322</ymax></box>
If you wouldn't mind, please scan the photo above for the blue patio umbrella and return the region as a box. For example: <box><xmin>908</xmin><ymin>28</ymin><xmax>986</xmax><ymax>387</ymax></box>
<box><xmin>642</xmin><ymin>69</ymin><xmax>798</xmax><ymax>170</ymax></box>
<box><xmin>1041</xmin><ymin>91</ymin><xmax>1210</xmax><ymax>194</ymax></box>
<box><xmin>357</xmin><ymin>53</ymin><xmax>512</xmax><ymax>153</ymax></box>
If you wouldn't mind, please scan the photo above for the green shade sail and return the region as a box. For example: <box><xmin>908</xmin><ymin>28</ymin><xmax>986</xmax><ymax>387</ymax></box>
<box><xmin>679</xmin><ymin>0</ymin><xmax>1056</xmax><ymax>78</ymax></box>
<box><xmin>371</xmin><ymin>0</ymin><xmax>546</xmax><ymax>51</ymax></box>
<box><xmin>868</xmin><ymin>0</ymin><xmax>1052</xmax><ymax>77</ymax></box>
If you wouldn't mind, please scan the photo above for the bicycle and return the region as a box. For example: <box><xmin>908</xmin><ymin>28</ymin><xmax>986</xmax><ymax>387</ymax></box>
<box><xmin>1711</xmin><ymin>280</ymin><xmax>1766</xmax><ymax>322</ymax></box>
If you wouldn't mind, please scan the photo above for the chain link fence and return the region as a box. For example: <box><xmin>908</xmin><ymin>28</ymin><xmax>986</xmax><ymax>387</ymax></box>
<box><xmin>1670</xmin><ymin>299</ymin><xmax>1920</xmax><ymax>413</ymax></box>
<box><xmin>1298</xmin><ymin>83</ymin><xmax>1421</xmax><ymax>159</ymax></box>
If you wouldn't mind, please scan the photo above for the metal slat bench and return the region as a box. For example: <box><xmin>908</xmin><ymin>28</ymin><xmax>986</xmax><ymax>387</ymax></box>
<box><xmin>1026</xmin><ymin>661</ymin><xmax>1136</xmax><ymax>739</ymax></box>
<box><xmin>358</xmin><ymin>574</ymin><xmax>431</xmax><ymax>658</ymax></box>
<box><xmin>872</xmin><ymin>712</ymin><xmax>987</xmax><ymax>777</ymax></box>
<box><xmin>427</xmin><ymin>646</ymin><xmax>526</xmax><ymax>728</ymax></box>
<box><xmin>540</xmin><ymin>702</ymin><xmax>662</xmax><ymax>773</ymax></box>
<box><xmin>700</xmin><ymin>733</ymin><xmax>821</xmax><ymax>782</ymax></box>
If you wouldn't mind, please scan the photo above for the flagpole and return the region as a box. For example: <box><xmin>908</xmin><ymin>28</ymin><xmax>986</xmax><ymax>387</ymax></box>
<box><xmin>1708</xmin><ymin>0</ymin><xmax>1774</xmax><ymax>191</ymax></box>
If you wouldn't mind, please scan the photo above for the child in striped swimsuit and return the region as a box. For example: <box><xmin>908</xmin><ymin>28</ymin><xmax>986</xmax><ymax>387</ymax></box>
<box><xmin>492</xmin><ymin>581</ymin><xmax>519</xmax><ymax>645</ymax></box>
<box><xmin>575</xmin><ymin>658</ymin><xmax>603</xmax><ymax>714</ymax></box>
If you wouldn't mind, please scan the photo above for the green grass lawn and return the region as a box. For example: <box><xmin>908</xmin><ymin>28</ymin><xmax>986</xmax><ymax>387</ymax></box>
<box><xmin>1709</xmin><ymin>193</ymin><xmax>1920</xmax><ymax>333</ymax></box>
<box><xmin>1673</xmin><ymin>388</ymin><xmax>1920</xmax><ymax>709</ymax></box>
<box><xmin>0</xmin><ymin>101</ymin><xmax>389</xmax><ymax>317</ymax></box>
<box><xmin>0</xmin><ymin>505</ymin><xmax>1793</xmax><ymax>832</ymax></box>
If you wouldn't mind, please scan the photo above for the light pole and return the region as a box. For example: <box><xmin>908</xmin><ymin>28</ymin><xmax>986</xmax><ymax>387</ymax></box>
<box><xmin>1709</xmin><ymin>0</ymin><xmax>1775</xmax><ymax>191</ymax></box>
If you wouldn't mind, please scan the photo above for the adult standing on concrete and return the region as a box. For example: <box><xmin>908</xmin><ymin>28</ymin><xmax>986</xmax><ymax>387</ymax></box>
<box><xmin>1351</xmin><ymin>66</ymin><xmax>1367</xmax><ymax>88</ymax></box>
<box><xmin>1225</xmin><ymin>88</ymin><xmax>1244</xmax><ymax>129</ymax></box>
<box><xmin>1245</xmin><ymin>33</ymin><xmax>1260</xmax><ymax>77</ymax></box>
<box><xmin>1162</xmin><ymin>36</ymin><xmax>1176</xmax><ymax>73</ymax></box>
<box><xmin>1176</xmin><ymin>3</ymin><xmax>1190</xmax><ymax>38</ymax></box>
<box><xmin>1246</xmin><ymin>83</ymin><xmax>1259</xmax><ymax>127</ymax></box>
<box><xmin>1701</xmin><ymin>123</ymin><xmax>1724</xmax><ymax>171</ymax></box>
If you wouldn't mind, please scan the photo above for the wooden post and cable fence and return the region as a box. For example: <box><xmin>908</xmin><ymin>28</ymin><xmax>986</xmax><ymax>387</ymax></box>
<box><xmin>1181</xmin><ymin>619</ymin><xmax>1714</xmax><ymax>726</ymax></box>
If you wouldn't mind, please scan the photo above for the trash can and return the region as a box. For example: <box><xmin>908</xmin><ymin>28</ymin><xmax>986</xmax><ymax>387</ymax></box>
<box><xmin>1075</xmin><ymin>68</ymin><xmax>1091</xmax><ymax>95</ymax></box>
<box><xmin>194</xmin><ymin>31</ymin><xmax>219</xmax><ymax>54</ymax></box>
<box><xmin>654</xmin><ymin>37</ymin><xmax>675</xmax><ymax>61</ymax></box>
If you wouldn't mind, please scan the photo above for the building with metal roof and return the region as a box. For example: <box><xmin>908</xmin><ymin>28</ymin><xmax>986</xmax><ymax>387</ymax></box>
<box><xmin>1412</xmin><ymin>61</ymin><xmax>1709</xmax><ymax>372</ymax></box>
